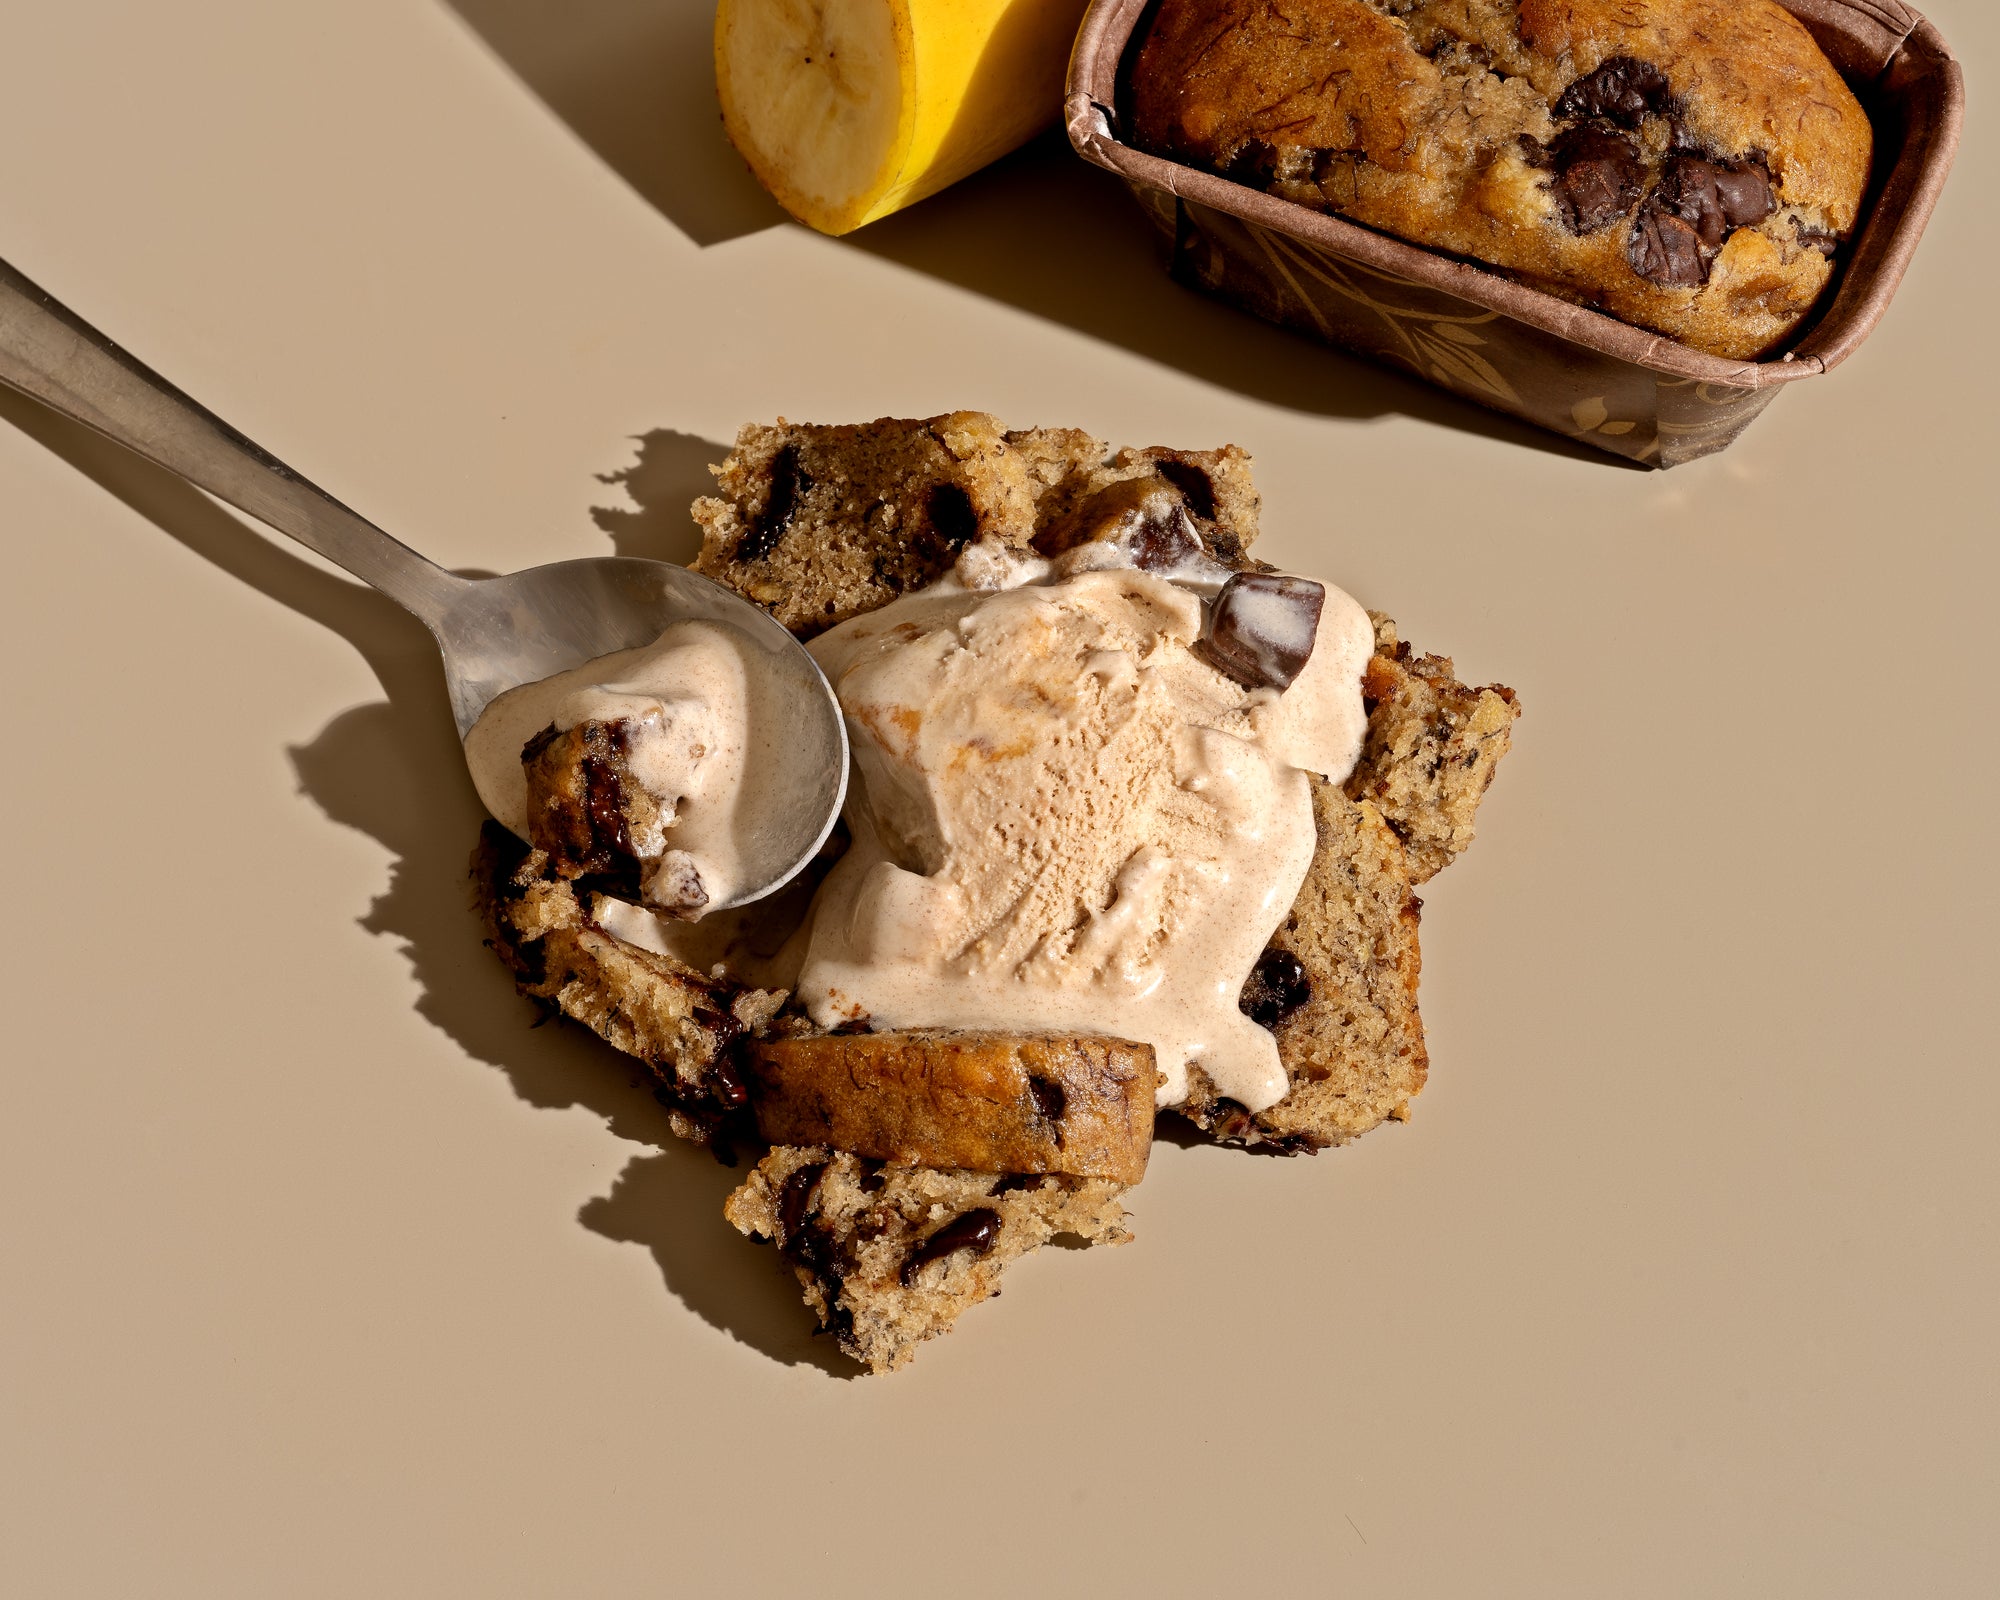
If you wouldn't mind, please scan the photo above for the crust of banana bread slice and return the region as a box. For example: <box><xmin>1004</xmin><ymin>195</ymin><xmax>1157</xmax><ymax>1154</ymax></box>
<box><xmin>1185</xmin><ymin>781</ymin><xmax>1427</xmax><ymax>1152</ymax></box>
<box><xmin>724</xmin><ymin>1145</ymin><xmax>1132</xmax><ymax>1373</ymax></box>
<box><xmin>746</xmin><ymin>1031</ymin><xmax>1159</xmax><ymax>1184</ymax></box>
<box><xmin>1344</xmin><ymin>613</ymin><xmax>1521</xmax><ymax>884</ymax></box>
<box><xmin>473</xmin><ymin>821</ymin><xmax>783</xmax><ymax>1146</ymax></box>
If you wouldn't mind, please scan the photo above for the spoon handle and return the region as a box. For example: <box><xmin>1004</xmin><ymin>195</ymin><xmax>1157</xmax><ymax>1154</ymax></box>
<box><xmin>0</xmin><ymin>256</ymin><xmax>465</xmax><ymax>627</ymax></box>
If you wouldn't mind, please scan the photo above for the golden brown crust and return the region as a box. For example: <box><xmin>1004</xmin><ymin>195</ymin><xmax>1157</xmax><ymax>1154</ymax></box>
<box><xmin>1128</xmin><ymin>0</ymin><xmax>1873</xmax><ymax>359</ymax></box>
<box><xmin>745</xmin><ymin>1031</ymin><xmax>1159</xmax><ymax>1184</ymax></box>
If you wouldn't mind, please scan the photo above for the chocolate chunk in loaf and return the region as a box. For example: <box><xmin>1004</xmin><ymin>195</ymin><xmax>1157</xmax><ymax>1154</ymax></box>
<box><xmin>724</xmin><ymin>1146</ymin><xmax>1132</xmax><ymax>1373</ymax></box>
<box><xmin>746</xmin><ymin>1031</ymin><xmax>1159</xmax><ymax>1184</ymax></box>
<box><xmin>1128</xmin><ymin>0</ymin><xmax>1873</xmax><ymax>359</ymax></box>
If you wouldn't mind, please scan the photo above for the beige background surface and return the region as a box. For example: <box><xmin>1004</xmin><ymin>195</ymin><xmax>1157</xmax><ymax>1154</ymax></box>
<box><xmin>0</xmin><ymin>1</ymin><xmax>1992</xmax><ymax>1594</ymax></box>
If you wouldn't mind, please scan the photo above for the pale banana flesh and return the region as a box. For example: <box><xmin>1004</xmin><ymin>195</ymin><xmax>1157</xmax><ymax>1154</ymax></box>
<box><xmin>716</xmin><ymin>0</ymin><xmax>1090</xmax><ymax>235</ymax></box>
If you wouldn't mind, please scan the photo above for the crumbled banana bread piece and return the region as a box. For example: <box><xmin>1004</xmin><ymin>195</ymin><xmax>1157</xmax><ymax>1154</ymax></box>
<box><xmin>747</xmin><ymin>1031</ymin><xmax>1159</xmax><ymax>1184</ymax></box>
<box><xmin>521</xmin><ymin>721</ymin><xmax>660</xmax><ymax>893</ymax></box>
<box><xmin>1190</xmin><ymin>781</ymin><xmax>1426</xmax><ymax>1151</ymax></box>
<box><xmin>1344</xmin><ymin>613</ymin><xmax>1521</xmax><ymax>884</ymax></box>
<box><xmin>724</xmin><ymin>1146</ymin><xmax>1132</xmax><ymax>1373</ymax></box>
<box><xmin>473</xmin><ymin>822</ymin><xmax>782</xmax><ymax>1146</ymax></box>
<box><xmin>692</xmin><ymin>413</ymin><xmax>1039</xmax><ymax>637</ymax></box>
<box><xmin>693</xmin><ymin>417</ymin><xmax>1262</xmax><ymax>637</ymax></box>
<box><xmin>522</xmin><ymin>719</ymin><xmax>714</xmax><ymax>916</ymax></box>
<box><xmin>1016</xmin><ymin>434</ymin><xmax>1262</xmax><ymax>570</ymax></box>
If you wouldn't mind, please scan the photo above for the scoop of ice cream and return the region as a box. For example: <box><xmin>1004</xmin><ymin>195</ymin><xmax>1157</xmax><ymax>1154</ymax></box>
<box><xmin>796</xmin><ymin>554</ymin><xmax>1374</xmax><ymax>1111</ymax></box>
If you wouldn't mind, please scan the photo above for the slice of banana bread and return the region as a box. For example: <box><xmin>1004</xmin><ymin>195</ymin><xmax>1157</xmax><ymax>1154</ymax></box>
<box><xmin>691</xmin><ymin>415</ymin><xmax>1264</xmax><ymax>634</ymax></box>
<box><xmin>475</xmin><ymin>415</ymin><xmax>1518</xmax><ymax>1371</ymax></box>
<box><xmin>1182</xmin><ymin>781</ymin><xmax>1426</xmax><ymax>1152</ymax></box>
<box><xmin>722</xmin><ymin>1145</ymin><xmax>1132</xmax><ymax>1373</ymax></box>
<box><xmin>745</xmin><ymin>1031</ymin><xmax>1160</xmax><ymax>1184</ymax></box>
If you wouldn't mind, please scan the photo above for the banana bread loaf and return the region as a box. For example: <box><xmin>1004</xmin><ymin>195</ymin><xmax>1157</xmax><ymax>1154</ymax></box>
<box><xmin>1127</xmin><ymin>0</ymin><xmax>1873</xmax><ymax>360</ymax></box>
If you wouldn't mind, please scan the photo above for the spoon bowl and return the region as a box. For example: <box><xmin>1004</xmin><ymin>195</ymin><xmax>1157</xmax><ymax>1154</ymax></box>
<box><xmin>437</xmin><ymin>556</ymin><xmax>847</xmax><ymax>911</ymax></box>
<box><xmin>0</xmin><ymin>257</ymin><xmax>849</xmax><ymax>913</ymax></box>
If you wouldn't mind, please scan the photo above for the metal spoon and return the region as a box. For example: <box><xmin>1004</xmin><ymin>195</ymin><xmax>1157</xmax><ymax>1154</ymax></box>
<box><xmin>0</xmin><ymin>257</ymin><xmax>847</xmax><ymax>910</ymax></box>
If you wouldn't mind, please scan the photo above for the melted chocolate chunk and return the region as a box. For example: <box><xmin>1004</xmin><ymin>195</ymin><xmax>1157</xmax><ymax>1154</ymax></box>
<box><xmin>1549</xmin><ymin>125</ymin><xmax>1646</xmax><ymax>235</ymax></box>
<box><xmin>581</xmin><ymin>750</ymin><xmax>636</xmax><ymax>860</ymax></box>
<box><xmin>1554</xmin><ymin>57</ymin><xmax>1674</xmax><ymax>128</ymax></box>
<box><xmin>1032</xmin><ymin>476</ymin><xmax>1204</xmax><ymax>573</ymax></box>
<box><xmin>1796</xmin><ymin>221</ymin><xmax>1839</xmax><ymax>259</ymax></box>
<box><xmin>1194</xmin><ymin>572</ymin><xmax>1325</xmax><ymax>692</ymax></box>
<box><xmin>899</xmin><ymin>1207</ymin><xmax>1002</xmax><ymax>1287</ymax></box>
<box><xmin>1713</xmin><ymin>163</ymin><xmax>1778</xmax><ymax>229</ymax></box>
<box><xmin>1130</xmin><ymin>505</ymin><xmax>1203</xmax><ymax>573</ymax></box>
<box><xmin>1630</xmin><ymin>199</ymin><xmax>1709</xmax><ymax>288</ymax></box>
<box><xmin>777</xmin><ymin>1161</ymin><xmax>825</xmax><ymax>1241</ymax></box>
<box><xmin>708</xmin><ymin>1053</ymin><xmax>749</xmax><ymax>1112</ymax></box>
<box><xmin>990</xmin><ymin>1172</ymin><xmax>1049</xmax><ymax>1195</ymax></box>
<box><xmin>1151</xmin><ymin>456</ymin><xmax>1217</xmax><ymax>522</ymax></box>
<box><xmin>736</xmin><ymin>442</ymin><xmax>805</xmax><ymax>562</ymax></box>
<box><xmin>1656</xmin><ymin>155</ymin><xmax>1775</xmax><ymax>249</ymax></box>
<box><xmin>777</xmin><ymin>1161</ymin><xmax>832</xmax><ymax>1272</ymax></box>
<box><xmin>1240</xmin><ymin>947</ymin><xmax>1312</xmax><ymax>1030</ymax></box>
<box><xmin>926</xmin><ymin>481</ymin><xmax>978</xmax><ymax>550</ymax></box>
<box><xmin>1026</xmin><ymin>1075</ymin><xmax>1067</xmax><ymax>1148</ymax></box>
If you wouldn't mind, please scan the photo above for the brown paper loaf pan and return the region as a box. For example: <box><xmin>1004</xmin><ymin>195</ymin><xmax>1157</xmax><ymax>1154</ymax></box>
<box><xmin>1065</xmin><ymin>0</ymin><xmax>1962</xmax><ymax>466</ymax></box>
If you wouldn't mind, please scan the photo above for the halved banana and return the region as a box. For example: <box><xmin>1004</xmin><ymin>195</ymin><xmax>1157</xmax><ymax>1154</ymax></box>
<box><xmin>716</xmin><ymin>0</ymin><xmax>1089</xmax><ymax>235</ymax></box>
